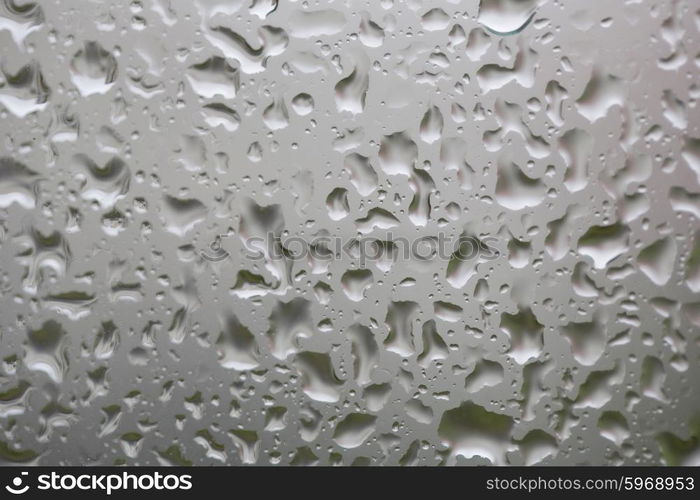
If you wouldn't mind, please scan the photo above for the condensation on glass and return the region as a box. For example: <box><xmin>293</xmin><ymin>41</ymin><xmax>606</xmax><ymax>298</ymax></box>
<box><xmin>0</xmin><ymin>0</ymin><xmax>699</xmax><ymax>465</ymax></box>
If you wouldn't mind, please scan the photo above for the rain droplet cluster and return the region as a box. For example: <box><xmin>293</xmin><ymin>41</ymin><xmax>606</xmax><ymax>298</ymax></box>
<box><xmin>0</xmin><ymin>0</ymin><xmax>699</xmax><ymax>465</ymax></box>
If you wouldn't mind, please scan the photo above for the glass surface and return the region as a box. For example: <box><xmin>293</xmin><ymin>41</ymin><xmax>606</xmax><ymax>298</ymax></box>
<box><xmin>0</xmin><ymin>0</ymin><xmax>698</xmax><ymax>466</ymax></box>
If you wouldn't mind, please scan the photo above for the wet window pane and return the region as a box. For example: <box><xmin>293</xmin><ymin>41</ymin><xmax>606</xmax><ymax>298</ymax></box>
<box><xmin>0</xmin><ymin>0</ymin><xmax>699</xmax><ymax>466</ymax></box>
